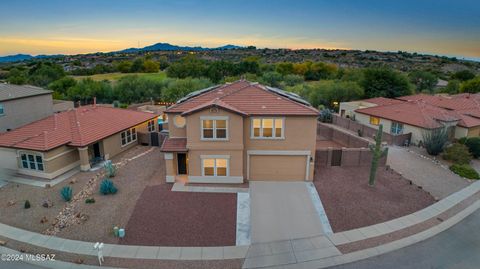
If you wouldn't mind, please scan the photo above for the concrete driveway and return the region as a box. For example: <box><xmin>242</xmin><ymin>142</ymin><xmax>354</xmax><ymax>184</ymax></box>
<box><xmin>387</xmin><ymin>146</ymin><xmax>471</xmax><ymax>199</ymax></box>
<box><xmin>250</xmin><ymin>182</ymin><xmax>325</xmax><ymax>243</ymax></box>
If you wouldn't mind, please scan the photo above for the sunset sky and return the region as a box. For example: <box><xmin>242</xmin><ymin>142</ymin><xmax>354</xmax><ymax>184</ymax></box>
<box><xmin>1</xmin><ymin>0</ymin><xmax>479</xmax><ymax>60</ymax></box>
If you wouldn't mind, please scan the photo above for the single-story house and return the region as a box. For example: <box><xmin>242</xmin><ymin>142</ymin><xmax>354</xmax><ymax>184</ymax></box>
<box><xmin>0</xmin><ymin>105</ymin><xmax>158</xmax><ymax>179</ymax></box>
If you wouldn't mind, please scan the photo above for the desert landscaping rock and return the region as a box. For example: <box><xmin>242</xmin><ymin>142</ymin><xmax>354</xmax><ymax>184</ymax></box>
<box><xmin>315</xmin><ymin>166</ymin><xmax>436</xmax><ymax>232</ymax></box>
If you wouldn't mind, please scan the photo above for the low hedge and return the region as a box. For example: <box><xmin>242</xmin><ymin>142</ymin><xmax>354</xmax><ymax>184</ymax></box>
<box><xmin>449</xmin><ymin>164</ymin><xmax>480</xmax><ymax>180</ymax></box>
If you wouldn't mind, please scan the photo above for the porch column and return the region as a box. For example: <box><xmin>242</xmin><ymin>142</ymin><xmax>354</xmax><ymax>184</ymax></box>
<box><xmin>78</xmin><ymin>147</ymin><xmax>91</xmax><ymax>171</ymax></box>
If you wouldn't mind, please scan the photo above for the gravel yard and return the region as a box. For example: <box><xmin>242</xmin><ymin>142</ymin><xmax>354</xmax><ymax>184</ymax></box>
<box><xmin>121</xmin><ymin>184</ymin><xmax>237</xmax><ymax>246</ymax></box>
<box><xmin>0</xmin><ymin>146</ymin><xmax>164</xmax><ymax>244</ymax></box>
<box><xmin>314</xmin><ymin>166</ymin><xmax>436</xmax><ymax>232</ymax></box>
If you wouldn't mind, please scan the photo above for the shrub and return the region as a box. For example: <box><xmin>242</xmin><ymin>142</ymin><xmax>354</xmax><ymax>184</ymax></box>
<box><xmin>24</xmin><ymin>200</ymin><xmax>31</xmax><ymax>209</ymax></box>
<box><xmin>85</xmin><ymin>198</ymin><xmax>96</xmax><ymax>204</ymax></box>
<box><xmin>442</xmin><ymin>143</ymin><xmax>472</xmax><ymax>164</ymax></box>
<box><xmin>449</xmin><ymin>164</ymin><xmax>480</xmax><ymax>179</ymax></box>
<box><xmin>104</xmin><ymin>161</ymin><xmax>117</xmax><ymax>178</ymax></box>
<box><xmin>422</xmin><ymin>128</ymin><xmax>448</xmax><ymax>156</ymax></box>
<box><xmin>458</xmin><ymin>137</ymin><xmax>468</xmax><ymax>145</ymax></box>
<box><xmin>319</xmin><ymin>109</ymin><xmax>333</xmax><ymax>123</ymax></box>
<box><xmin>100</xmin><ymin>179</ymin><xmax>118</xmax><ymax>195</ymax></box>
<box><xmin>465</xmin><ymin>137</ymin><xmax>480</xmax><ymax>158</ymax></box>
<box><xmin>60</xmin><ymin>186</ymin><xmax>73</xmax><ymax>202</ymax></box>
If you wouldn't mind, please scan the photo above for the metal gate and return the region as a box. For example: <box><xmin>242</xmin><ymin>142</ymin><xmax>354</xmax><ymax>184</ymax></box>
<box><xmin>150</xmin><ymin>132</ymin><xmax>160</xmax><ymax>146</ymax></box>
<box><xmin>331</xmin><ymin>149</ymin><xmax>342</xmax><ymax>166</ymax></box>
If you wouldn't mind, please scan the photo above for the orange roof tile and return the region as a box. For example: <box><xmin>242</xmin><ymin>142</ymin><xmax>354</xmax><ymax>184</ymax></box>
<box><xmin>166</xmin><ymin>80</ymin><xmax>318</xmax><ymax>116</ymax></box>
<box><xmin>360</xmin><ymin>97</ymin><xmax>404</xmax><ymax>106</ymax></box>
<box><xmin>356</xmin><ymin>101</ymin><xmax>461</xmax><ymax>129</ymax></box>
<box><xmin>160</xmin><ymin>137</ymin><xmax>187</xmax><ymax>152</ymax></box>
<box><xmin>0</xmin><ymin>106</ymin><xmax>158</xmax><ymax>151</ymax></box>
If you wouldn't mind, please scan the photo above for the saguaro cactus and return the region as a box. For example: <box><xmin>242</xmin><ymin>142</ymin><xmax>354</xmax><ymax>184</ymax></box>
<box><xmin>369</xmin><ymin>124</ymin><xmax>388</xmax><ymax>186</ymax></box>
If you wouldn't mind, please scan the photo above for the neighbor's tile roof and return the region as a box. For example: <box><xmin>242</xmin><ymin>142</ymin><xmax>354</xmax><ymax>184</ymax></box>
<box><xmin>166</xmin><ymin>80</ymin><xmax>318</xmax><ymax>116</ymax></box>
<box><xmin>0</xmin><ymin>83</ymin><xmax>52</xmax><ymax>101</ymax></box>
<box><xmin>397</xmin><ymin>93</ymin><xmax>480</xmax><ymax>111</ymax></box>
<box><xmin>0</xmin><ymin>106</ymin><xmax>158</xmax><ymax>151</ymax></box>
<box><xmin>160</xmin><ymin>137</ymin><xmax>187</xmax><ymax>152</ymax></box>
<box><xmin>355</xmin><ymin>101</ymin><xmax>462</xmax><ymax>129</ymax></box>
<box><xmin>360</xmin><ymin>97</ymin><xmax>404</xmax><ymax>106</ymax></box>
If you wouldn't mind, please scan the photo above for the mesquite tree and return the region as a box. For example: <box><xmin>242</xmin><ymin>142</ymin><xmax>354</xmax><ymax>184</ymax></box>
<box><xmin>369</xmin><ymin>124</ymin><xmax>388</xmax><ymax>186</ymax></box>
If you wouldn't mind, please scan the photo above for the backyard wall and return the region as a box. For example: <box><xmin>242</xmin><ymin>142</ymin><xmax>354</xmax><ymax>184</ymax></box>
<box><xmin>314</xmin><ymin>147</ymin><xmax>387</xmax><ymax>170</ymax></box>
<box><xmin>317</xmin><ymin>122</ymin><xmax>370</xmax><ymax>148</ymax></box>
<box><xmin>332</xmin><ymin>114</ymin><xmax>411</xmax><ymax>146</ymax></box>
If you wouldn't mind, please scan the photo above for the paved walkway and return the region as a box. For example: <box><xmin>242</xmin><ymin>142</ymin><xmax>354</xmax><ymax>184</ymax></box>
<box><xmin>387</xmin><ymin>146</ymin><xmax>471</xmax><ymax>199</ymax></box>
<box><xmin>331</xmin><ymin>208</ymin><xmax>480</xmax><ymax>269</ymax></box>
<box><xmin>249</xmin><ymin>182</ymin><xmax>326</xmax><ymax>243</ymax></box>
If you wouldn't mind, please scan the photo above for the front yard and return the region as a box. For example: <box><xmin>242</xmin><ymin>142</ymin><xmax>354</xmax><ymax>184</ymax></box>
<box><xmin>315</xmin><ymin>166</ymin><xmax>436</xmax><ymax>232</ymax></box>
<box><xmin>0</xmin><ymin>146</ymin><xmax>237</xmax><ymax>246</ymax></box>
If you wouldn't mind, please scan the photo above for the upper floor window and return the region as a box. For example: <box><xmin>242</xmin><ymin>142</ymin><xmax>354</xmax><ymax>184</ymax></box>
<box><xmin>369</xmin><ymin>116</ymin><xmax>380</xmax><ymax>126</ymax></box>
<box><xmin>0</xmin><ymin>104</ymin><xmax>4</xmax><ymax>116</ymax></box>
<box><xmin>20</xmin><ymin>152</ymin><xmax>44</xmax><ymax>171</ymax></box>
<box><xmin>147</xmin><ymin>120</ymin><xmax>155</xmax><ymax>132</ymax></box>
<box><xmin>121</xmin><ymin>127</ymin><xmax>137</xmax><ymax>146</ymax></box>
<box><xmin>391</xmin><ymin>122</ymin><xmax>404</xmax><ymax>135</ymax></box>
<box><xmin>173</xmin><ymin>115</ymin><xmax>186</xmax><ymax>128</ymax></box>
<box><xmin>201</xmin><ymin>117</ymin><xmax>228</xmax><ymax>140</ymax></box>
<box><xmin>251</xmin><ymin>118</ymin><xmax>284</xmax><ymax>139</ymax></box>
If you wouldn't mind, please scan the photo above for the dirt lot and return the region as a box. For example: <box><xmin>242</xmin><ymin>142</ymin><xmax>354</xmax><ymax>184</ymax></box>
<box><xmin>122</xmin><ymin>184</ymin><xmax>237</xmax><ymax>246</ymax></box>
<box><xmin>314</xmin><ymin>166</ymin><xmax>436</xmax><ymax>232</ymax></box>
<box><xmin>0</xmin><ymin>146</ymin><xmax>164</xmax><ymax>244</ymax></box>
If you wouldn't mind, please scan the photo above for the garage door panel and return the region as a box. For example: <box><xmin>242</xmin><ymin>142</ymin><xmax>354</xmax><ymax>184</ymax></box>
<box><xmin>250</xmin><ymin>155</ymin><xmax>306</xmax><ymax>181</ymax></box>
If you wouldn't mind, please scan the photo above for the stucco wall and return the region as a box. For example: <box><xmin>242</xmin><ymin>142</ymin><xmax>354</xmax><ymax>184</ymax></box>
<box><xmin>0</xmin><ymin>94</ymin><xmax>53</xmax><ymax>132</ymax></box>
<box><xmin>102</xmin><ymin>120</ymin><xmax>150</xmax><ymax>159</ymax></box>
<box><xmin>166</xmin><ymin>112</ymin><xmax>187</xmax><ymax>138</ymax></box>
<box><xmin>467</xmin><ymin>126</ymin><xmax>480</xmax><ymax>137</ymax></box>
<box><xmin>185</xmin><ymin>108</ymin><xmax>244</xmax><ymax>150</ymax></box>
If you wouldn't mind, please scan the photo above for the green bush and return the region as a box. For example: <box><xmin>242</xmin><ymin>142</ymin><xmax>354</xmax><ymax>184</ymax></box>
<box><xmin>60</xmin><ymin>186</ymin><xmax>73</xmax><ymax>202</ymax></box>
<box><xmin>319</xmin><ymin>109</ymin><xmax>333</xmax><ymax>123</ymax></box>
<box><xmin>449</xmin><ymin>164</ymin><xmax>480</xmax><ymax>179</ymax></box>
<box><xmin>24</xmin><ymin>200</ymin><xmax>31</xmax><ymax>209</ymax></box>
<box><xmin>100</xmin><ymin>179</ymin><xmax>118</xmax><ymax>195</ymax></box>
<box><xmin>85</xmin><ymin>198</ymin><xmax>96</xmax><ymax>204</ymax></box>
<box><xmin>422</xmin><ymin>128</ymin><xmax>448</xmax><ymax>156</ymax></box>
<box><xmin>465</xmin><ymin>137</ymin><xmax>480</xmax><ymax>158</ymax></box>
<box><xmin>442</xmin><ymin>143</ymin><xmax>472</xmax><ymax>164</ymax></box>
<box><xmin>458</xmin><ymin>137</ymin><xmax>468</xmax><ymax>145</ymax></box>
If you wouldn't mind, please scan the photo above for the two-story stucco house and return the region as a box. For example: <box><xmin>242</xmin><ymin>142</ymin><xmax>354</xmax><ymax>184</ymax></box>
<box><xmin>160</xmin><ymin>80</ymin><xmax>319</xmax><ymax>183</ymax></box>
<box><xmin>0</xmin><ymin>83</ymin><xmax>54</xmax><ymax>132</ymax></box>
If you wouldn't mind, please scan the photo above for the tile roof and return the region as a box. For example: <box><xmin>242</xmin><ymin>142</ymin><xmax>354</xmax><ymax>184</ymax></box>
<box><xmin>355</xmin><ymin>101</ymin><xmax>462</xmax><ymax>129</ymax></box>
<box><xmin>160</xmin><ymin>137</ymin><xmax>187</xmax><ymax>152</ymax></box>
<box><xmin>0</xmin><ymin>106</ymin><xmax>158</xmax><ymax>151</ymax></box>
<box><xmin>0</xmin><ymin>83</ymin><xmax>52</xmax><ymax>101</ymax></box>
<box><xmin>397</xmin><ymin>93</ymin><xmax>480</xmax><ymax>111</ymax></box>
<box><xmin>166</xmin><ymin>80</ymin><xmax>318</xmax><ymax>116</ymax></box>
<box><xmin>360</xmin><ymin>97</ymin><xmax>404</xmax><ymax>106</ymax></box>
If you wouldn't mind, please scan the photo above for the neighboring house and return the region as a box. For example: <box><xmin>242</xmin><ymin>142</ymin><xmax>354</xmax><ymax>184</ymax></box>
<box><xmin>339</xmin><ymin>97</ymin><xmax>403</xmax><ymax>119</ymax></box>
<box><xmin>0</xmin><ymin>83</ymin><xmax>54</xmax><ymax>132</ymax></box>
<box><xmin>339</xmin><ymin>93</ymin><xmax>480</xmax><ymax>145</ymax></box>
<box><xmin>0</xmin><ymin>106</ymin><xmax>158</xmax><ymax>179</ymax></box>
<box><xmin>160</xmin><ymin>80</ymin><xmax>319</xmax><ymax>184</ymax></box>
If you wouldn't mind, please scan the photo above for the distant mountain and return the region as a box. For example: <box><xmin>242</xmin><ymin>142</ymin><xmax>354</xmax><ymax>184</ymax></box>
<box><xmin>0</xmin><ymin>42</ymin><xmax>243</xmax><ymax>63</ymax></box>
<box><xmin>117</xmin><ymin>42</ymin><xmax>243</xmax><ymax>53</ymax></box>
<box><xmin>0</xmin><ymin>53</ymin><xmax>64</xmax><ymax>63</ymax></box>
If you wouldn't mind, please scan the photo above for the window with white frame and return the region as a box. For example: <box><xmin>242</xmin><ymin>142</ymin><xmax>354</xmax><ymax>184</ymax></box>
<box><xmin>390</xmin><ymin>122</ymin><xmax>404</xmax><ymax>135</ymax></box>
<box><xmin>202</xmin><ymin>158</ymin><xmax>228</xmax><ymax>176</ymax></box>
<box><xmin>251</xmin><ymin>118</ymin><xmax>284</xmax><ymax>139</ymax></box>
<box><xmin>20</xmin><ymin>152</ymin><xmax>44</xmax><ymax>171</ymax></box>
<box><xmin>201</xmin><ymin>118</ymin><xmax>227</xmax><ymax>140</ymax></box>
<box><xmin>0</xmin><ymin>104</ymin><xmax>4</xmax><ymax>116</ymax></box>
<box><xmin>121</xmin><ymin>127</ymin><xmax>137</xmax><ymax>146</ymax></box>
<box><xmin>147</xmin><ymin>120</ymin><xmax>155</xmax><ymax>132</ymax></box>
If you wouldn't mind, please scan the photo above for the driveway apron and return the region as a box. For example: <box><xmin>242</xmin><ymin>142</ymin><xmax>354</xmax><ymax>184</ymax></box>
<box><xmin>250</xmin><ymin>181</ymin><xmax>325</xmax><ymax>243</ymax></box>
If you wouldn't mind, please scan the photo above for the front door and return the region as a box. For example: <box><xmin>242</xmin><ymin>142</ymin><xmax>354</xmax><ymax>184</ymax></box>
<box><xmin>93</xmin><ymin>142</ymin><xmax>101</xmax><ymax>158</ymax></box>
<box><xmin>177</xmin><ymin>153</ymin><xmax>187</xmax><ymax>175</ymax></box>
